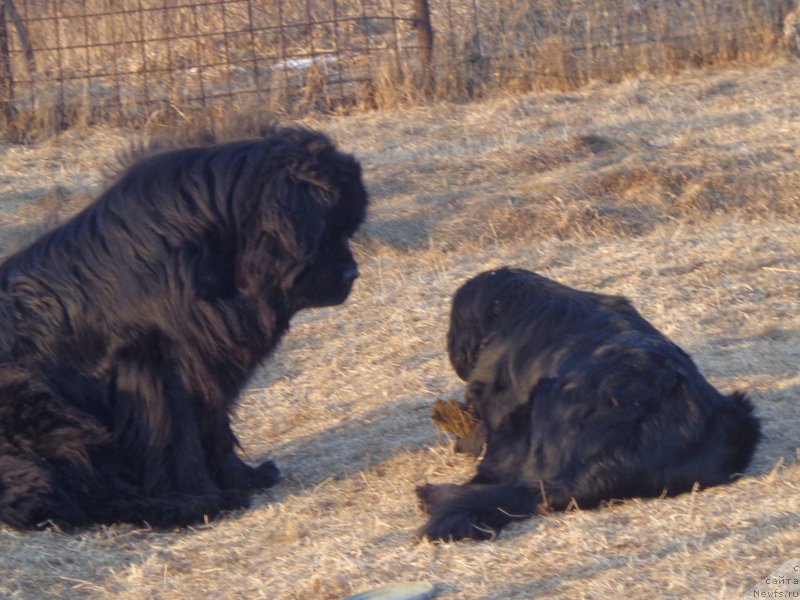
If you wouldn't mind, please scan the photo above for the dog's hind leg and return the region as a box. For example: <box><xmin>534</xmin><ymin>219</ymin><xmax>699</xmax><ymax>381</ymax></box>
<box><xmin>0</xmin><ymin>367</ymin><xmax>110</xmax><ymax>528</ymax></box>
<box><xmin>0</xmin><ymin>451</ymin><xmax>58</xmax><ymax>528</ymax></box>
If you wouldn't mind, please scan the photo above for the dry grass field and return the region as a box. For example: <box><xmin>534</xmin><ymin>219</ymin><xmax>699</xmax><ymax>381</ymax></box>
<box><xmin>0</xmin><ymin>57</ymin><xmax>798</xmax><ymax>599</ymax></box>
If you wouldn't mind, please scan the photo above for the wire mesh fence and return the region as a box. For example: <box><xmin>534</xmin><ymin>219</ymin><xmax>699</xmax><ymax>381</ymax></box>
<box><xmin>0</xmin><ymin>0</ymin><xmax>428</xmax><ymax>138</ymax></box>
<box><xmin>430</xmin><ymin>0</ymin><xmax>791</xmax><ymax>97</ymax></box>
<box><xmin>0</xmin><ymin>0</ymin><xmax>794</xmax><ymax>139</ymax></box>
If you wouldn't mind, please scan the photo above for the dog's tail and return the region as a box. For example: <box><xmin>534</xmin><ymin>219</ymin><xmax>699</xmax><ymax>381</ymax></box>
<box><xmin>720</xmin><ymin>390</ymin><xmax>761</xmax><ymax>476</ymax></box>
<box><xmin>660</xmin><ymin>389</ymin><xmax>761</xmax><ymax>493</ymax></box>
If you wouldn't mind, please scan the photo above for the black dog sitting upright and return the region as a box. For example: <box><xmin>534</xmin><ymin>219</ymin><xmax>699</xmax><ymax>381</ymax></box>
<box><xmin>419</xmin><ymin>267</ymin><xmax>760</xmax><ymax>541</ymax></box>
<box><xmin>0</xmin><ymin>126</ymin><xmax>368</xmax><ymax>528</ymax></box>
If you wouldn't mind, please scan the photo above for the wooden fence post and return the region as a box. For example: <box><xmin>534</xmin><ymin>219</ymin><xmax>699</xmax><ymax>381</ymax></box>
<box><xmin>0</xmin><ymin>0</ymin><xmax>15</xmax><ymax>127</ymax></box>
<box><xmin>414</xmin><ymin>0</ymin><xmax>433</xmax><ymax>89</ymax></box>
<box><xmin>413</xmin><ymin>0</ymin><xmax>434</xmax><ymax>68</ymax></box>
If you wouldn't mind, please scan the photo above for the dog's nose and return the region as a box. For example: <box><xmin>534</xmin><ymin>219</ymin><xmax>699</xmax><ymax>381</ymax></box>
<box><xmin>342</xmin><ymin>266</ymin><xmax>359</xmax><ymax>282</ymax></box>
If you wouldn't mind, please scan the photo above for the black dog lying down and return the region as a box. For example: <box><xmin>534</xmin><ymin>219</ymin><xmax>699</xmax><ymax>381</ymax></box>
<box><xmin>0</xmin><ymin>127</ymin><xmax>368</xmax><ymax>528</ymax></box>
<box><xmin>419</xmin><ymin>267</ymin><xmax>760</xmax><ymax>541</ymax></box>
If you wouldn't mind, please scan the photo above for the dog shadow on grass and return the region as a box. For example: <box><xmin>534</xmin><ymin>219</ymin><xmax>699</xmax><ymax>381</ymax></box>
<box><xmin>254</xmin><ymin>396</ymin><xmax>448</xmax><ymax>503</ymax></box>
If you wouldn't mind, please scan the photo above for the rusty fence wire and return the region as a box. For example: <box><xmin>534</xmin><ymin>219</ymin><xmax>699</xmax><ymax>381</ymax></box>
<box><xmin>0</xmin><ymin>0</ymin><xmax>794</xmax><ymax>139</ymax></box>
<box><xmin>0</xmin><ymin>0</ymin><xmax>428</xmax><ymax>138</ymax></box>
<box><xmin>427</xmin><ymin>0</ymin><xmax>791</xmax><ymax>96</ymax></box>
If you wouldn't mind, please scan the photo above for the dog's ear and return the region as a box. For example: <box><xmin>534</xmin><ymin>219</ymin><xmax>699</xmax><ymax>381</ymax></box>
<box><xmin>448</xmin><ymin>281</ymin><xmax>499</xmax><ymax>381</ymax></box>
<box><xmin>232</xmin><ymin>129</ymin><xmax>362</xmax><ymax>300</ymax></box>
<box><xmin>286</xmin><ymin>139</ymin><xmax>337</xmax><ymax>195</ymax></box>
<box><xmin>447</xmin><ymin>312</ymin><xmax>483</xmax><ymax>381</ymax></box>
<box><xmin>234</xmin><ymin>168</ymin><xmax>334</xmax><ymax>300</ymax></box>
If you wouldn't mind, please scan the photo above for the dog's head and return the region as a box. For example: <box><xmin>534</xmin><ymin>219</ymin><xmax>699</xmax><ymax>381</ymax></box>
<box><xmin>447</xmin><ymin>268</ymin><xmax>528</xmax><ymax>381</ymax></box>
<box><xmin>448</xmin><ymin>267</ymin><xmax>576</xmax><ymax>380</ymax></box>
<box><xmin>231</xmin><ymin>127</ymin><xmax>369</xmax><ymax>311</ymax></box>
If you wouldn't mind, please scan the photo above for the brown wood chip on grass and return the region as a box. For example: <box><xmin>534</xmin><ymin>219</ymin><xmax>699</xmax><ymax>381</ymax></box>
<box><xmin>431</xmin><ymin>399</ymin><xmax>478</xmax><ymax>439</ymax></box>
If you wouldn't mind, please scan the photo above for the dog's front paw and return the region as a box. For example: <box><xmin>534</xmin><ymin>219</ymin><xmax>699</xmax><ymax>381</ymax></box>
<box><xmin>252</xmin><ymin>459</ymin><xmax>281</xmax><ymax>489</ymax></box>
<box><xmin>418</xmin><ymin>511</ymin><xmax>496</xmax><ymax>542</ymax></box>
<box><xmin>216</xmin><ymin>454</ymin><xmax>281</xmax><ymax>491</ymax></box>
<box><xmin>416</xmin><ymin>483</ymin><xmax>460</xmax><ymax>515</ymax></box>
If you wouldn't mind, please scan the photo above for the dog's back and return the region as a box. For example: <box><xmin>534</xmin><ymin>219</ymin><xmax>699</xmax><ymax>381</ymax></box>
<box><xmin>463</xmin><ymin>268</ymin><xmax>761</xmax><ymax>493</ymax></box>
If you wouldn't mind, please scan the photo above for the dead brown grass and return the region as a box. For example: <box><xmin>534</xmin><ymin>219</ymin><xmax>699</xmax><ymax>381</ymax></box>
<box><xmin>0</xmin><ymin>59</ymin><xmax>798</xmax><ymax>599</ymax></box>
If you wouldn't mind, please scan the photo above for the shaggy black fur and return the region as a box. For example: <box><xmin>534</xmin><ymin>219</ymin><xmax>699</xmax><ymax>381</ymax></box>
<box><xmin>0</xmin><ymin>126</ymin><xmax>368</xmax><ymax>528</ymax></box>
<box><xmin>418</xmin><ymin>267</ymin><xmax>760</xmax><ymax>541</ymax></box>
